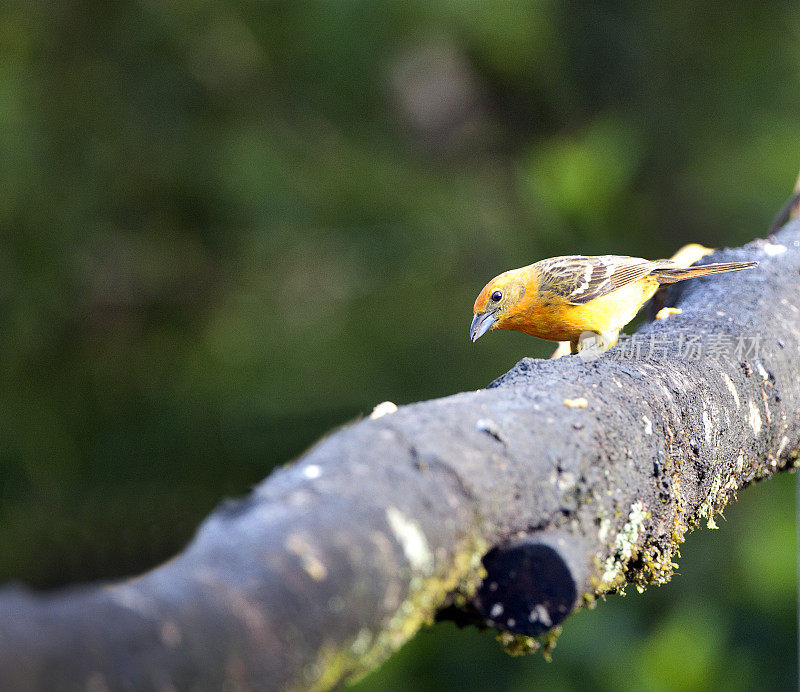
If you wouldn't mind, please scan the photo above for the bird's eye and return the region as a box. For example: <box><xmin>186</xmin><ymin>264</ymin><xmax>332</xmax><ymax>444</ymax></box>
<box><xmin>491</xmin><ymin>290</ymin><xmax>503</xmax><ymax>303</ymax></box>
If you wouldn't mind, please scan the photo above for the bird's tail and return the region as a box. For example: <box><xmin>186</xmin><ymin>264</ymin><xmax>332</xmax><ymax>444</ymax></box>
<box><xmin>655</xmin><ymin>261</ymin><xmax>758</xmax><ymax>284</ymax></box>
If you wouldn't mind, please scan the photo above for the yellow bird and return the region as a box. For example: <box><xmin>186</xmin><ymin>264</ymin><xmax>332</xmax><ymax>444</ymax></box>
<box><xmin>470</xmin><ymin>252</ymin><xmax>757</xmax><ymax>353</ymax></box>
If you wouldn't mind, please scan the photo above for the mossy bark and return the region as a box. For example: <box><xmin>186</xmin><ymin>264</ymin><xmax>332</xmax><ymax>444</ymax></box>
<box><xmin>0</xmin><ymin>225</ymin><xmax>798</xmax><ymax>690</ymax></box>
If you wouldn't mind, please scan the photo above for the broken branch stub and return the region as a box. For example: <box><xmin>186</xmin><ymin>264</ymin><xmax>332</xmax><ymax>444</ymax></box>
<box><xmin>474</xmin><ymin>532</ymin><xmax>588</xmax><ymax>637</ymax></box>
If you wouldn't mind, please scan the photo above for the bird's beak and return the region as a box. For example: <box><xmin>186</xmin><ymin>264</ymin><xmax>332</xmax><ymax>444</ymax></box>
<box><xmin>470</xmin><ymin>310</ymin><xmax>498</xmax><ymax>343</ymax></box>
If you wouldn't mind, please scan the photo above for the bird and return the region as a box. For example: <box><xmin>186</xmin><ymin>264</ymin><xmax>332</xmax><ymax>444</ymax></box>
<box><xmin>469</xmin><ymin>253</ymin><xmax>757</xmax><ymax>354</ymax></box>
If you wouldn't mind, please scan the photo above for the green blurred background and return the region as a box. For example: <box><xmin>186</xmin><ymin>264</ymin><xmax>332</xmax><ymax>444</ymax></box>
<box><xmin>0</xmin><ymin>1</ymin><xmax>796</xmax><ymax>689</ymax></box>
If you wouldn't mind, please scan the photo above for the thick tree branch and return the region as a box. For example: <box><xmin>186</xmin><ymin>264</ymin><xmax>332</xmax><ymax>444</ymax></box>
<box><xmin>1</xmin><ymin>225</ymin><xmax>799</xmax><ymax>690</ymax></box>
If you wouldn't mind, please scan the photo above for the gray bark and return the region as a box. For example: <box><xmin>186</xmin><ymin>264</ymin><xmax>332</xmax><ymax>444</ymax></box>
<box><xmin>1</xmin><ymin>224</ymin><xmax>799</xmax><ymax>691</ymax></box>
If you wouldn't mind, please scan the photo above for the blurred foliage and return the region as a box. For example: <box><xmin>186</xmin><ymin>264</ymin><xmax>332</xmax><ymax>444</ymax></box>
<box><xmin>0</xmin><ymin>0</ymin><xmax>797</xmax><ymax>688</ymax></box>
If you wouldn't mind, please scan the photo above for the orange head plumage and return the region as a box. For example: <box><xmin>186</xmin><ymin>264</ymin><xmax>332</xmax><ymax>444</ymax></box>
<box><xmin>470</xmin><ymin>266</ymin><xmax>538</xmax><ymax>342</ymax></box>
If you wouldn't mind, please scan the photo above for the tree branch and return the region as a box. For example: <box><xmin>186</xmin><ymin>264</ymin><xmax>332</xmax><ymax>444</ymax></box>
<box><xmin>1</xmin><ymin>225</ymin><xmax>799</xmax><ymax>691</ymax></box>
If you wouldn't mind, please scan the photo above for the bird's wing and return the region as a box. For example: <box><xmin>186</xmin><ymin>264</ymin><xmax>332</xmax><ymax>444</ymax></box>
<box><xmin>536</xmin><ymin>255</ymin><xmax>668</xmax><ymax>305</ymax></box>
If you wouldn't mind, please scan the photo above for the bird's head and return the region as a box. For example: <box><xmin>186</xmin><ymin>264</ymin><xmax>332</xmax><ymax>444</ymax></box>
<box><xmin>470</xmin><ymin>268</ymin><xmax>531</xmax><ymax>342</ymax></box>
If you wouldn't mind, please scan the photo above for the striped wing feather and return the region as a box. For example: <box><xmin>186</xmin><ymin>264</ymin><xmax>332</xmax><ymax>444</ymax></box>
<box><xmin>536</xmin><ymin>255</ymin><xmax>670</xmax><ymax>305</ymax></box>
